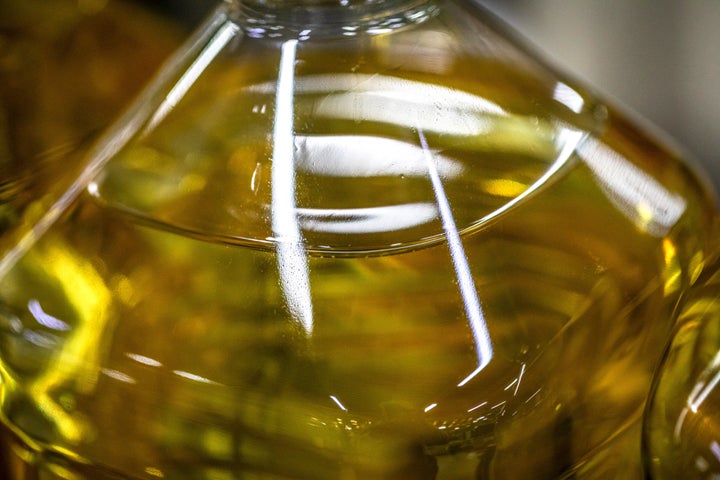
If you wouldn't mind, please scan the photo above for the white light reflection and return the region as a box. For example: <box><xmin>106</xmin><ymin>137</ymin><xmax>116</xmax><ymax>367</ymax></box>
<box><xmin>250</xmin><ymin>162</ymin><xmax>261</xmax><ymax>193</ymax></box>
<box><xmin>525</xmin><ymin>388</ymin><xmax>542</xmax><ymax>404</ymax></box>
<box><xmin>578</xmin><ymin>137</ymin><xmax>686</xmax><ymax>236</ymax></box>
<box><xmin>553</xmin><ymin>82</ymin><xmax>584</xmax><ymax>114</ymax></box>
<box><xmin>688</xmin><ymin>350</ymin><xmax>720</xmax><ymax>413</ymax></box>
<box><xmin>416</xmin><ymin>129</ymin><xmax>493</xmax><ymax>386</ymax></box>
<box><xmin>101</xmin><ymin>368</ymin><xmax>136</xmax><ymax>384</ymax></box>
<box><xmin>295</xmin><ymin>135</ymin><xmax>463</xmax><ymax>178</ymax></box>
<box><xmin>173</xmin><ymin>370</ymin><xmax>220</xmax><ymax>385</ymax></box>
<box><xmin>467</xmin><ymin>401</ymin><xmax>487</xmax><ymax>413</ymax></box>
<box><xmin>297</xmin><ymin>203</ymin><xmax>438</xmax><ymax>234</ymax></box>
<box><xmin>27</xmin><ymin>299</ymin><xmax>71</xmax><ymax>331</ymax></box>
<box><xmin>251</xmin><ymin>104</ymin><xmax>267</xmax><ymax>114</ymax></box>
<box><xmin>674</xmin><ymin>349</ymin><xmax>720</xmax><ymax>440</ymax></box>
<box><xmin>271</xmin><ymin>39</ymin><xmax>314</xmax><ymax>335</ymax></box>
<box><xmin>298</xmin><ymin>29</ymin><xmax>312</xmax><ymax>41</ymax></box>
<box><xmin>246</xmin><ymin>27</ymin><xmax>267</xmax><ymax>39</ymax></box>
<box><xmin>514</xmin><ymin>363</ymin><xmax>526</xmax><ymax>397</ymax></box>
<box><xmin>329</xmin><ymin>395</ymin><xmax>348</xmax><ymax>411</ymax></box>
<box><xmin>22</xmin><ymin>330</ymin><xmax>58</xmax><ymax>349</ymax></box>
<box><xmin>711</xmin><ymin>441</ymin><xmax>720</xmax><ymax>463</ymax></box>
<box><xmin>145</xmin><ymin>21</ymin><xmax>239</xmax><ymax>133</ymax></box>
<box><xmin>366</xmin><ymin>27</ymin><xmax>394</xmax><ymax>35</ymax></box>
<box><xmin>424</xmin><ymin>403</ymin><xmax>438</xmax><ymax>413</ymax></box>
<box><xmin>248</xmin><ymin>74</ymin><xmax>506</xmax><ymax>137</ymax></box>
<box><xmin>378</xmin><ymin>30</ymin><xmax>456</xmax><ymax>74</ymax></box>
<box><xmin>126</xmin><ymin>352</ymin><xmax>163</xmax><ymax>368</ymax></box>
<box><xmin>674</xmin><ymin>407</ymin><xmax>689</xmax><ymax>441</ymax></box>
<box><xmin>318</xmin><ymin>90</ymin><xmax>492</xmax><ymax>137</ymax></box>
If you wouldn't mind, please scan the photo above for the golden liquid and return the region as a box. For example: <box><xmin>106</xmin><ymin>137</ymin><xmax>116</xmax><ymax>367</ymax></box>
<box><xmin>643</xmin><ymin>253</ymin><xmax>720</xmax><ymax>480</ymax></box>
<box><xmin>0</xmin><ymin>0</ymin><xmax>183</xmax><ymax>258</ymax></box>
<box><xmin>0</xmin><ymin>26</ymin><xmax>715</xmax><ymax>480</ymax></box>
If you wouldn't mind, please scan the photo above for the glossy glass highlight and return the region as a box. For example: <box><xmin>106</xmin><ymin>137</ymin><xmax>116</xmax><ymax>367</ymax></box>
<box><xmin>0</xmin><ymin>1</ymin><xmax>717</xmax><ymax>479</ymax></box>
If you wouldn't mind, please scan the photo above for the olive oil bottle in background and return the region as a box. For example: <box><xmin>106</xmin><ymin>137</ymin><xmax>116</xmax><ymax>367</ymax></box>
<box><xmin>0</xmin><ymin>0</ymin><xmax>183</xmax><ymax>257</ymax></box>
<box><xmin>643</xmin><ymin>249</ymin><xmax>720</xmax><ymax>480</ymax></box>
<box><xmin>0</xmin><ymin>1</ymin><xmax>716</xmax><ymax>479</ymax></box>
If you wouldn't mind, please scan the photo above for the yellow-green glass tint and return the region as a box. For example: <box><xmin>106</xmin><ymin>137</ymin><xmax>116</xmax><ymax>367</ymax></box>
<box><xmin>0</xmin><ymin>1</ymin><xmax>716</xmax><ymax>479</ymax></box>
<box><xmin>644</xmin><ymin>252</ymin><xmax>720</xmax><ymax>479</ymax></box>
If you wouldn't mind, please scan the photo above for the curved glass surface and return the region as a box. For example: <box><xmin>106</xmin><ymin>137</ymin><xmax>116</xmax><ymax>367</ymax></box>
<box><xmin>0</xmin><ymin>1</ymin><xmax>716</xmax><ymax>479</ymax></box>
<box><xmin>644</xmin><ymin>251</ymin><xmax>720</xmax><ymax>480</ymax></box>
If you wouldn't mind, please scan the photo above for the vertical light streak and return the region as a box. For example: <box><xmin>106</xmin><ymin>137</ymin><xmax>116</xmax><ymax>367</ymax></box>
<box><xmin>416</xmin><ymin>129</ymin><xmax>493</xmax><ymax>387</ymax></box>
<box><xmin>514</xmin><ymin>363</ymin><xmax>526</xmax><ymax>396</ymax></box>
<box><xmin>271</xmin><ymin>39</ymin><xmax>314</xmax><ymax>335</ymax></box>
<box><xmin>674</xmin><ymin>407</ymin><xmax>689</xmax><ymax>441</ymax></box>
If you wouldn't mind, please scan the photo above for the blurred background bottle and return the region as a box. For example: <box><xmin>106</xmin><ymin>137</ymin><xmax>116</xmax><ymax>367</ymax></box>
<box><xmin>0</xmin><ymin>0</ymin><xmax>184</xmax><ymax>254</ymax></box>
<box><xmin>644</xmin><ymin>247</ymin><xmax>720</xmax><ymax>479</ymax></box>
<box><xmin>0</xmin><ymin>2</ymin><xmax>182</xmax><ymax>475</ymax></box>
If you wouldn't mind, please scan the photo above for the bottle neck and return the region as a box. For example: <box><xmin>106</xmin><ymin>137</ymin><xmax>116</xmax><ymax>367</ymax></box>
<box><xmin>237</xmin><ymin>0</ymin><xmax>419</xmax><ymax>9</ymax></box>
<box><xmin>230</xmin><ymin>0</ymin><xmax>436</xmax><ymax>38</ymax></box>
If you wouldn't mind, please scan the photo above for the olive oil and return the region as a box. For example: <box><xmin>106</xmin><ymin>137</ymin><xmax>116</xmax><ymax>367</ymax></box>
<box><xmin>0</xmin><ymin>4</ymin><xmax>716</xmax><ymax>479</ymax></box>
<box><xmin>0</xmin><ymin>0</ymin><xmax>184</xmax><ymax>265</ymax></box>
<box><xmin>643</xmin><ymin>252</ymin><xmax>720</xmax><ymax>480</ymax></box>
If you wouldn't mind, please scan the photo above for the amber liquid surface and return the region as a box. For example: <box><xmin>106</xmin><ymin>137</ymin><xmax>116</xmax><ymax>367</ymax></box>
<box><xmin>0</xmin><ymin>24</ymin><xmax>715</xmax><ymax>480</ymax></box>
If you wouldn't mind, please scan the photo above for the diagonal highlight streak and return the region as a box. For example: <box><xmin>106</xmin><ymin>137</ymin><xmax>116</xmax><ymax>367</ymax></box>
<box><xmin>145</xmin><ymin>21</ymin><xmax>240</xmax><ymax>133</ymax></box>
<box><xmin>416</xmin><ymin>129</ymin><xmax>493</xmax><ymax>386</ymax></box>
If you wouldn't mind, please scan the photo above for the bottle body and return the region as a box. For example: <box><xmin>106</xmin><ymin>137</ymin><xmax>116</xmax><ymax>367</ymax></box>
<box><xmin>0</xmin><ymin>1</ymin><xmax>716</xmax><ymax>478</ymax></box>
<box><xmin>643</xmin><ymin>251</ymin><xmax>720</xmax><ymax>480</ymax></box>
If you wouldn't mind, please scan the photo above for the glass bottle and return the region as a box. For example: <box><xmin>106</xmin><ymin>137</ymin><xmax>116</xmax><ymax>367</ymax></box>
<box><xmin>643</xmin><ymin>248</ymin><xmax>720</xmax><ymax>480</ymax></box>
<box><xmin>0</xmin><ymin>0</ymin><xmax>184</xmax><ymax>258</ymax></box>
<box><xmin>0</xmin><ymin>0</ymin><xmax>716</xmax><ymax>478</ymax></box>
